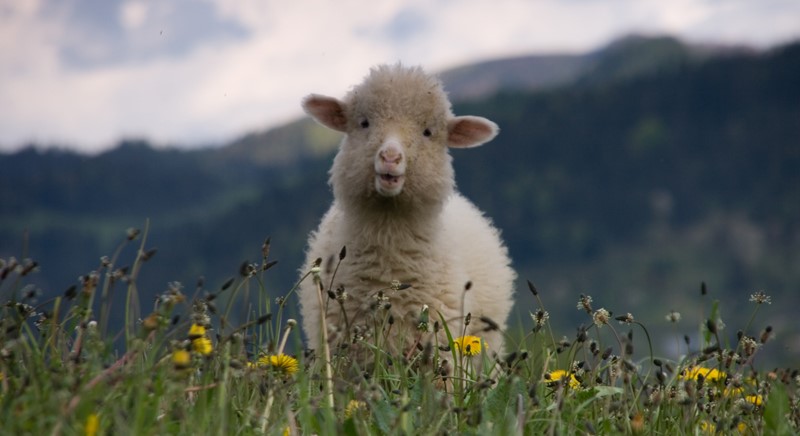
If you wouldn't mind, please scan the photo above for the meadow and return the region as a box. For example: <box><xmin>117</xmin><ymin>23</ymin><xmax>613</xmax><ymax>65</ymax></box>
<box><xmin>1</xmin><ymin>225</ymin><xmax>797</xmax><ymax>435</ymax></box>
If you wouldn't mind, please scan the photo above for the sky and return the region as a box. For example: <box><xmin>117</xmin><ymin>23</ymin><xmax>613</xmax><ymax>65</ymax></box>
<box><xmin>1</xmin><ymin>0</ymin><xmax>799</xmax><ymax>154</ymax></box>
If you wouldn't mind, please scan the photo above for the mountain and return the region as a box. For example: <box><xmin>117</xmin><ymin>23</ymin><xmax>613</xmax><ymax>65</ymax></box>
<box><xmin>2</xmin><ymin>35</ymin><xmax>798</xmax><ymax>363</ymax></box>
<box><xmin>219</xmin><ymin>35</ymin><xmax>753</xmax><ymax>167</ymax></box>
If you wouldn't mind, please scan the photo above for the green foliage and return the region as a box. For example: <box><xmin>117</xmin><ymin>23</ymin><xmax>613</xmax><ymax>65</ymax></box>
<box><xmin>1</xmin><ymin>229</ymin><xmax>798</xmax><ymax>435</ymax></box>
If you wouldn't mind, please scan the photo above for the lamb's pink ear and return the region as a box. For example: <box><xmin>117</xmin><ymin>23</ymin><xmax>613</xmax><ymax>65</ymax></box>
<box><xmin>447</xmin><ymin>116</ymin><xmax>499</xmax><ymax>148</ymax></box>
<box><xmin>301</xmin><ymin>94</ymin><xmax>348</xmax><ymax>132</ymax></box>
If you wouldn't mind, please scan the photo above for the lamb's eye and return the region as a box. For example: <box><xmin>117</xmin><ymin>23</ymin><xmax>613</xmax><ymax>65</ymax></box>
<box><xmin>360</xmin><ymin>119</ymin><xmax>370</xmax><ymax>129</ymax></box>
<box><xmin>423</xmin><ymin>128</ymin><xmax>432</xmax><ymax>137</ymax></box>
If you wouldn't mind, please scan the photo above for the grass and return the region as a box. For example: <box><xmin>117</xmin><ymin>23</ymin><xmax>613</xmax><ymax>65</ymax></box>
<box><xmin>0</xmin><ymin>225</ymin><xmax>798</xmax><ymax>435</ymax></box>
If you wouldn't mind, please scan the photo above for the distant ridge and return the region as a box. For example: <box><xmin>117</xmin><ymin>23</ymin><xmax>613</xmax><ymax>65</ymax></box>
<box><xmin>221</xmin><ymin>34</ymin><xmax>755</xmax><ymax>166</ymax></box>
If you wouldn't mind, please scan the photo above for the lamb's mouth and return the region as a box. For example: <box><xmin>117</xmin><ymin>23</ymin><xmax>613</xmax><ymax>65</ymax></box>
<box><xmin>375</xmin><ymin>173</ymin><xmax>405</xmax><ymax>195</ymax></box>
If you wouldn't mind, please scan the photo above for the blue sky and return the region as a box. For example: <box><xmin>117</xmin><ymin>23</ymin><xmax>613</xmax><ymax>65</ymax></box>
<box><xmin>1</xmin><ymin>0</ymin><xmax>799</xmax><ymax>153</ymax></box>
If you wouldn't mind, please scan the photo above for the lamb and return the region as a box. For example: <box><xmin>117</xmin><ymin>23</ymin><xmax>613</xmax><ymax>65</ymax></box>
<box><xmin>297</xmin><ymin>64</ymin><xmax>515</xmax><ymax>362</ymax></box>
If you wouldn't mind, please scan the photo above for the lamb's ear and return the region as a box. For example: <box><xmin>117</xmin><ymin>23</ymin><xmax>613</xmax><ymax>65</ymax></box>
<box><xmin>446</xmin><ymin>116</ymin><xmax>499</xmax><ymax>148</ymax></box>
<box><xmin>302</xmin><ymin>94</ymin><xmax>348</xmax><ymax>132</ymax></box>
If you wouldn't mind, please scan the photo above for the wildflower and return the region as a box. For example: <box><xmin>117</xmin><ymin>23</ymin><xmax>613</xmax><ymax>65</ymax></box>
<box><xmin>188</xmin><ymin>323</ymin><xmax>206</xmax><ymax>339</ymax></box>
<box><xmin>679</xmin><ymin>366</ymin><xmax>726</xmax><ymax>383</ymax></box>
<box><xmin>85</xmin><ymin>413</ymin><xmax>99</xmax><ymax>436</ymax></box>
<box><xmin>592</xmin><ymin>308</ymin><xmax>610</xmax><ymax>327</ymax></box>
<box><xmin>417</xmin><ymin>304</ymin><xmax>430</xmax><ymax>332</ymax></box>
<box><xmin>453</xmin><ymin>335</ymin><xmax>484</xmax><ymax>356</ymax></box>
<box><xmin>740</xmin><ymin>336</ymin><xmax>760</xmax><ymax>357</ymax></box>
<box><xmin>698</xmin><ymin>420</ymin><xmax>716</xmax><ymax>434</ymax></box>
<box><xmin>749</xmin><ymin>290</ymin><xmax>771</xmax><ymax>305</ymax></box>
<box><xmin>616</xmin><ymin>313</ymin><xmax>634</xmax><ymax>324</ymax></box>
<box><xmin>577</xmin><ymin>294</ymin><xmax>593</xmax><ymax>313</ymax></box>
<box><xmin>745</xmin><ymin>394</ymin><xmax>763</xmax><ymax>407</ymax></box>
<box><xmin>192</xmin><ymin>337</ymin><xmax>213</xmax><ymax>356</ymax></box>
<box><xmin>545</xmin><ymin>370</ymin><xmax>580</xmax><ymax>389</ymax></box>
<box><xmin>257</xmin><ymin>354</ymin><xmax>299</xmax><ymax>375</ymax></box>
<box><xmin>344</xmin><ymin>399</ymin><xmax>367</xmax><ymax>419</ymax></box>
<box><xmin>665</xmin><ymin>310</ymin><xmax>681</xmax><ymax>323</ymax></box>
<box><xmin>335</xmin><ymin>285</ymin><xmax>348</xmax><ymax>303</ymax></box>
<box><xmin>126</xmin><ymin>227</ymin><xmax>140</xmax><ymax>240</ymax></box>
<box><xmin>172</xmin><ymin>349</ymin><xmax>191</xmax><ymax>369</ymax></box>
<box><xmin>760</xmin><ymin>325</ymin><xmax>773</xmax><ymax>344</ymax></box>
<box><xmin>530</xmin><ymin>309</ymin><xmax>549</xmax><ymax>332</ymax></box>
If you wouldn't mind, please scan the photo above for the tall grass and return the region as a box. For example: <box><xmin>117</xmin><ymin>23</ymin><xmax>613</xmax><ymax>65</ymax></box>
<box><xmin>0</xmin><ymin>225</ymin><xmax>797</xmax><ymax>435</ymax></box>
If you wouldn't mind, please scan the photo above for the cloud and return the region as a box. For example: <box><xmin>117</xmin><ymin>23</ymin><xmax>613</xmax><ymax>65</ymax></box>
<box><xmin>1</xmin><ymin>0</ymin><xmax>799</xmax><ymax>153</ymax></box>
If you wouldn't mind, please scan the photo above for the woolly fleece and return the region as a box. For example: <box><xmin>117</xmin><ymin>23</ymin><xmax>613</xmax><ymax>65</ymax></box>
<box><xmin>298</xmin><ymin>64</ymin><xmax>516</xmax><ymax>359</ymax></box>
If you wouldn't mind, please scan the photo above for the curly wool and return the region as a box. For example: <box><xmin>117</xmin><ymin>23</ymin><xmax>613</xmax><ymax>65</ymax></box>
<box><xmin>298</xmin><ymin>64</ymin><xmax>516</xmax><ymax>359</ymax></box>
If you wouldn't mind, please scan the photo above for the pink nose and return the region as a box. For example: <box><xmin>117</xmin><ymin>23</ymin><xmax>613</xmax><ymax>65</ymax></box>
<box><xmin>379</xmin><ymin>146</ymin><xmax>402</xmax><ymax>164</ymax></box>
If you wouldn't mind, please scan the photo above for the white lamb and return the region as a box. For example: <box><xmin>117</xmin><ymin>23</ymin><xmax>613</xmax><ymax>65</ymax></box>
<box><xmin>298</xmin><ymin>64</ymin><xmax>515</xmax><ymax>361</ymax></box>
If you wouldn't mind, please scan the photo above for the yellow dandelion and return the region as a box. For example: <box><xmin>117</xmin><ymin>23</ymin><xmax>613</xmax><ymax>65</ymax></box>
<box><xmin>282</xmin><ymin>426</ymin><xmax>290</xmax><ymax>436</ymax></box>
<box><xmin>679</xmin><ymin>366</ymin><xmax>726</xmax><ymax>383</ymax></box>
<box><xmin>257</xmin><ymin>354</ymin><xmax>299</xmax><ymax>375</ymax></box>
<box><xmin>192</xmin><ymin>337</ymin><xmax>213</xmax><ymax>356</ymax></box>
<box><xmin>746</xmin><ymin>394</ymin><xmax>763</xmax><ymax>407</ymax></box>
<box><xmin>188</xmin><ymin>323</ymin><xmax>206</xmax><ymax>339</ymax></box>
<box><xmin>85</xmin><ymin>413</ymin><xmax>99</xmax><ymax>436</ymax></box>
<box><xmin>699</xmin><ymin>420</ymin><xmax>716</xmax><ymax>434</ymax></box>
<box><xmin>172</xmin><ymin>349</ymin><xmax>191</xmax><ymax>369</ymax></box>
<box><xmin>453</xmin><ymin>335</ymin><xmax>484</xmax><ymax>356</ymax></box>
<box><xmin>344</xmin><ymin>399</ymin><xmax>367</xmax><ymax>419</ymax></box>
<box><xmin>545</xmin><ymin>369</ymin><xmax>580</xmax><ymax>389</ymax></box>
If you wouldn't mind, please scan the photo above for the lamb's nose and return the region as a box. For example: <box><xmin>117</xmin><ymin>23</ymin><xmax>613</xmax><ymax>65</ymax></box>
<box><xmin>380</xmin><ymin>147</ymin><xmax>402</xmax><ymax>164</ymax></box>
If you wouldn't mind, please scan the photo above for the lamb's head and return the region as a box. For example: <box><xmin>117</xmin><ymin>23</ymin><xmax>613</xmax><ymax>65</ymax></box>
<box><xmin>302</xmin><ymin>64</ymin><xmax>498</xmax><ymax>211</ymax></box>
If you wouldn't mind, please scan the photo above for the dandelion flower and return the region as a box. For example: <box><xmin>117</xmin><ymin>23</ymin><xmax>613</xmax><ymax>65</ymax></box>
<box><xmin>188</xmin><ymin>323</ymin><xmax>206</xmax><ymax>339</ymax></box>
<box><xmin>172</xmin><ymin>349</ymin><xmax>191</xmax><ymax>369</ymax></box>
<box><xmin>192</xmin><ymin>337</ymin><xmax>213</xmax><ymax>356</ymax></box>
<box><xmin>545</xmin><ymin>370</ymin><xmax>580</xmax><ymax>389</ymax></box>
<box><xmin>257</xmin><ymin>354</ymin><xmax>299</xmax><ymax>375</ymax></box>
<box><xmin>453</xmin><ymin>335</ymin><xmax>484</xmax><ymax>356</ymax></box>
<box><xmin>344</xmin><ymin>399</ymin><xmax>367</xmax><ymax>419</ymax></box>
<box><xmin>85</xmin><ymin>413</ymin><xmax>99</xmax><ymax>436</ymax></box>
<box><xmin>745</xmin><ymin>394</ymin><xmax>763</xmax><ymax>407</ymax></box>
<box><xmin>699</xmin><ymin>420</ymin><xmax>716</xmax><ymax>434</ymax></box>
<box><xmin>679</xmin><ymin>366</ymin><xmax>726</xmax><ymax>383</ymax></box>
